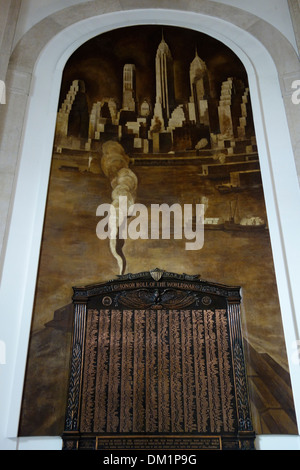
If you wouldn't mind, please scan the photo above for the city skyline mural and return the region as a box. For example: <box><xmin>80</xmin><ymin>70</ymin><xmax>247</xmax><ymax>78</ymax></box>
<box><xmin>56</xmin><ymin>25</ymin><xmax>252</xmax><ymax>155</ymax></box>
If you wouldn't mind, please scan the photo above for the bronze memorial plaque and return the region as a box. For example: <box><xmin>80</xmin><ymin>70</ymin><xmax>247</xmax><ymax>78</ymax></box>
<box><xmin>62</xmin><ymin>269</ymin><xmax>255</xmax><ymax>450</ymax></box>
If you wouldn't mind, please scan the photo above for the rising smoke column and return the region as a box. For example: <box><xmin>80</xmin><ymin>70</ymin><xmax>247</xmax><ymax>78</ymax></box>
<box><xmin>100</xmin><ymin>141</ymin><xmax>138</xmax><ymax>275</ymax></box>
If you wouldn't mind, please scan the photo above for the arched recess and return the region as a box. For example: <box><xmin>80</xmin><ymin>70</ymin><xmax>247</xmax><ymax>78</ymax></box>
<box><xmin>1</xmin><ymin>5</ymin><xmax>300</xmax><ymax>450</ymax></box>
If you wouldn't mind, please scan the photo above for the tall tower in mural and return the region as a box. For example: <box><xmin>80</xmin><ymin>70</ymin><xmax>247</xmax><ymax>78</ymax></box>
<box><xmin>189</xmin><ymin>49</ymin><xmax>210</xmax><ymax>127</ymax></box>
<box><xmin>122</xmin><ymin>64</ymin><xmax>136</xmax><ymax>112</ymax></box>
<box><xmin>152</xmin><ymin>33</ymin><xmax>175</xmax><ymax>129</ymax></box>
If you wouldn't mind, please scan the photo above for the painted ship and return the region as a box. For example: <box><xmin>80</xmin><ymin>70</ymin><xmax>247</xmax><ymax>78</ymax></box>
<box><xmin>224</xmin><ymin>198</ymin><xmax>266</xmax><ymax>232</ymax></box>
<box><xmin>204</xmin><ymin>217</ymin><xmax>225</xmax><ymax>230</ymax></box>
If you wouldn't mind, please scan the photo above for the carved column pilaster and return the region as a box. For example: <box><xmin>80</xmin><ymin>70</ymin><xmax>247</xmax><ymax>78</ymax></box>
<box><xmin>227</xmin><ymin>301</ymin><xmax>253</xmax><ymax>434</ymax></box>
<box><xmin>64</xmin><ymin>301</ymin><xmax>87</xmax><ymax>432</ymax></box>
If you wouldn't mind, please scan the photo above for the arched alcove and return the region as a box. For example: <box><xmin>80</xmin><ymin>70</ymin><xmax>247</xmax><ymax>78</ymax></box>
<box><xmin>1</xmin><ymin>5</ymin><xmax>300</xmax><ymax>450</ymax></box>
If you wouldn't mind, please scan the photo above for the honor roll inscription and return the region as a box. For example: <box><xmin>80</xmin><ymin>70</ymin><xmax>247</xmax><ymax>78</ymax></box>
<box><xmin>80</xmin><ymin>307</ymin><xmax>236</xmax><ymax>434</ymax></box>
<box><xmin>63</xmin><ymin>271</ymin><xmax>255</xmax><ymax>450</ymax></box>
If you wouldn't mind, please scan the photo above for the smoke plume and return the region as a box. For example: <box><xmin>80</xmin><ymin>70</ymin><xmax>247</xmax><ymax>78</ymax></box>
<box><xmin>101</xmin><ymin>141</ymin><xmax>138</xmax><ymax>275</ymax></box>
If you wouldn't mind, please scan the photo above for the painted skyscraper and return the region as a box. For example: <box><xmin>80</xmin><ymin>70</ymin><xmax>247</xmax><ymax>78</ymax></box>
<box><xmin>122</xmin><ymin>64</ymin><xmax>136</xmax><ymax>112</ymax></box>
<box><xmin>152</xmin><ymin>34</ymin><xmax>175</xmax><ymax>129</ymax></box>
<box><xmin>189</xmin><ymin>50</ymin><xmax>210</xmax><ymax>127</ymax></box>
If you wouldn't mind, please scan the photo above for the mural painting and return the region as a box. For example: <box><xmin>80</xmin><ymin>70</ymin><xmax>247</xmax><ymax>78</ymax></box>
<box><xmin>19</xmin><ymin>26</ymin><xmax>297</xmax><ymax>438</ymax></box>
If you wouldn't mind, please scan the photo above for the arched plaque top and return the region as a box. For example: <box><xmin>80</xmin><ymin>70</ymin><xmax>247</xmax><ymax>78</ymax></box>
<box><xmin>72</xmin><ymin>269</ymin><xmax>241</xmax><ymax>307</ymax></box>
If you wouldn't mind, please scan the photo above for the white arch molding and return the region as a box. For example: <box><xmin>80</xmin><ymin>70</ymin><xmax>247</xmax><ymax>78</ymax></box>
<box><xmin>1</xmin><ymin>7</ymin><xmax>300</xmax><ymax>450</ymax></box>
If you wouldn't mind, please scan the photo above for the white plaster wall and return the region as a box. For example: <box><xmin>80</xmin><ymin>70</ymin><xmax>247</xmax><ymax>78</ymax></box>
<box><xmin>0</xmin><ymin>0</ymin><xmax>22</xmax><ymax>82</ymax></box>
<box><xmin>0</xmin><ymin>2</ymin><xmax>11</xmax><ymax>50</ymax></box>
<box><xmin>288</xmin><ymin>0</ymin><xmax>300</xmax><ymax>52</ymax></box>
<box><xmin>13</xmin><ymin>0</ymin><xmax>91</xmax><ymax>46</ymax></box>
<box><xmin>211</xmin><ymin>0</ymin><xmax>298</xmax><ymax>51</ymax></box>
